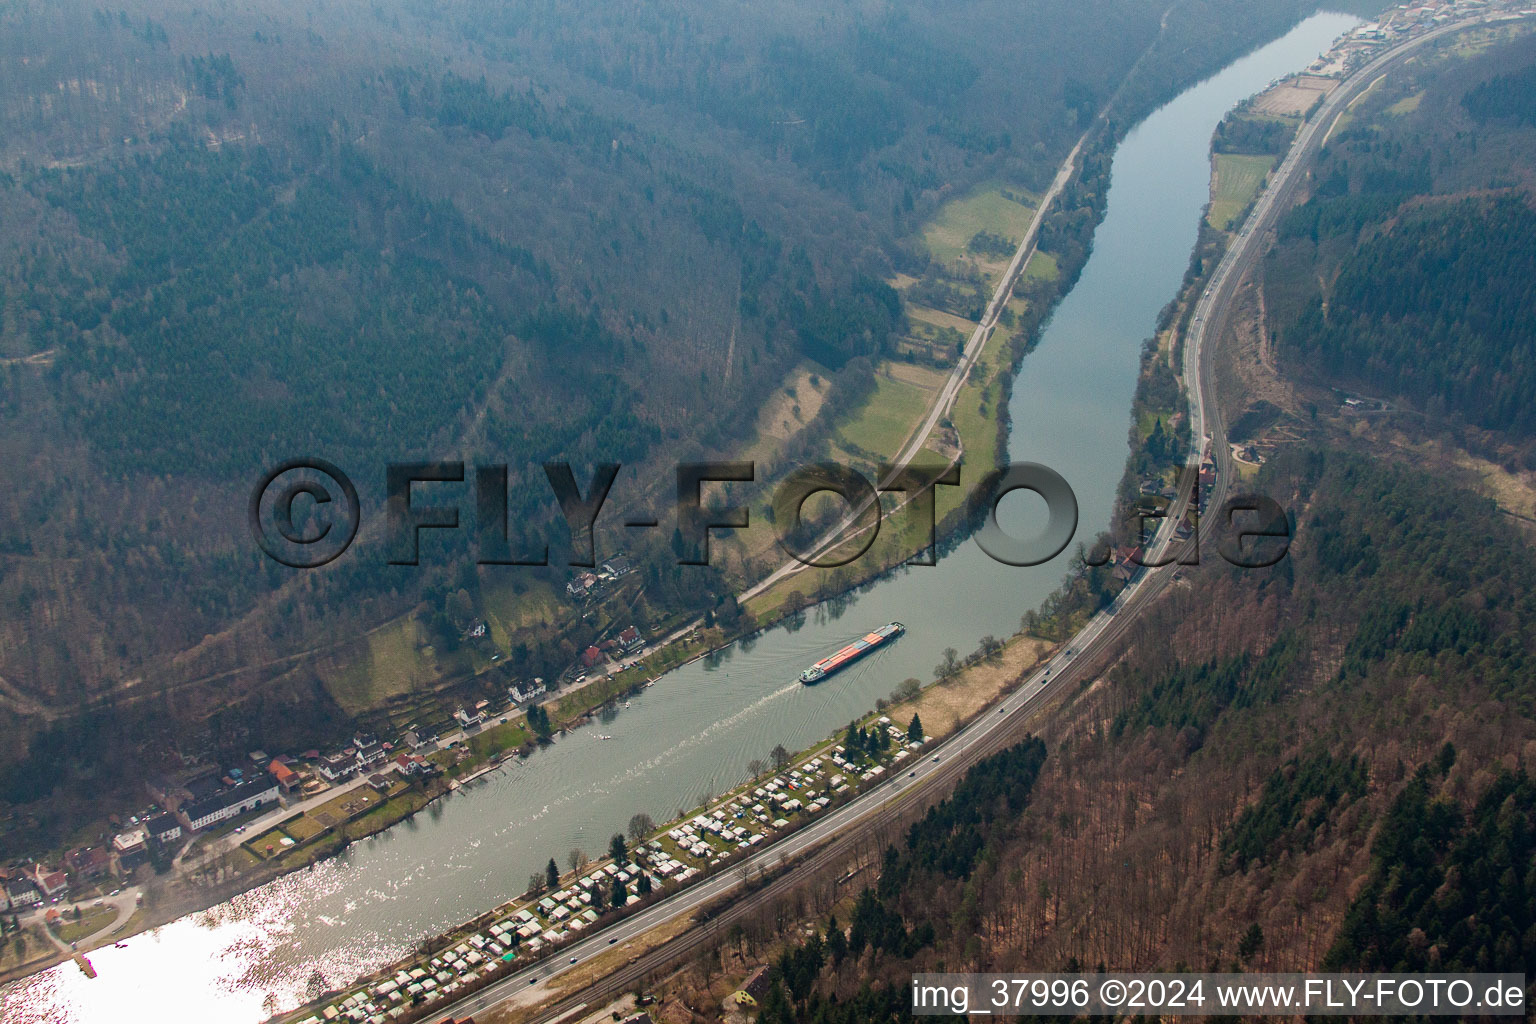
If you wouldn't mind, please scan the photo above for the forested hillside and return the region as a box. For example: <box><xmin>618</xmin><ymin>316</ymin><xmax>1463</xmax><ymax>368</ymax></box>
<box><xmin>1269</xmin><ymin>28</ymin><xmax>1536</xmax><ymax>446</ymax></box>
<box><xmin>636</xmin><ymin>26</ymin><xmax>1536</xmax><ymax>1015</ymax></box>
<box><xmin>663</xmin><ymin>445</ymin><xmax>1536</xmax><ymax>1022</ymax></box>
<box><xmin>0</xmin><ymin>0</ymin><xmax>1365</xmax><ymax>838</ymax></box>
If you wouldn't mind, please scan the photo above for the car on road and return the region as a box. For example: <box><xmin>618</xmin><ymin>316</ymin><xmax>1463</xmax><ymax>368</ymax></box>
<box><xmin>609</xmin><ymin>937</ymin><xmax>617</xmax><ymax>944</ymax></box>
<box><xmin>932</xmin><ymin>755</ymin><xmax>940</xmax><ymax>762</ymax></box>
<box><xmin>529</xmin><ymin>976</ymin><xmax>538</xmax><ymax>985</ymax></box>
<box><xmin>570</xmin><ymin>955</ymin><xmax>578</xmax><ymax>964</ymax></box>
<box><xmin>908</xmin><ymin>770</ymin><xmax>916</xmax><ymax>778</ymax></box>
<box><xmin>998</xmin><ymin>707</ymin><xmax>1006</xmax><ymax>714</ymax></box>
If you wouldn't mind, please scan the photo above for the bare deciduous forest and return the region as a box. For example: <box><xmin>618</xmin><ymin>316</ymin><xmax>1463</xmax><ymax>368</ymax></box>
<box><xmin>636</xmin><ymin>28</ymin><xmax>1536</xmax><ymax>1021</ymax></box>
<box><xmin>0</xmin><ymin>0</ymin><xmax>1352</xmax><ymax>843</ymax></box>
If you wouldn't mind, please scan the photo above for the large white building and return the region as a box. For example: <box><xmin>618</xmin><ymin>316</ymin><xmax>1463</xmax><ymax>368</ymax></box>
<box><xmin>178</xmin><ymin>777</ymin><xmax>281</xmax><ymax>832</ymax></box>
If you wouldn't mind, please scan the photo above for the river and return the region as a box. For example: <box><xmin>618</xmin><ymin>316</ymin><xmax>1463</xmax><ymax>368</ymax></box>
<box><xmin>0</xmin><ymin>11</ymin><xmax>1359</xmax><ymax>1021</ymax></box>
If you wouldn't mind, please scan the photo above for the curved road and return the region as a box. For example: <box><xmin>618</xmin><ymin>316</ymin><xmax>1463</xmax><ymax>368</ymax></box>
<box><xmin>1182</xmin><ymin>14</ymin><xmax>1505</xmax><ymax>480</ymax></box>
<box><xmin>432</xmin><ymin>15</ymin><xmax>1516</xmax><ymax>1023</ymax></box>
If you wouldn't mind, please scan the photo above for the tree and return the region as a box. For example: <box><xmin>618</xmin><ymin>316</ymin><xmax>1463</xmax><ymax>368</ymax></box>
<box><xmin>890</xmin><ymin>678</ymin><xmax>921</xmax><ymax>703</ymax></box>
<box><xmin>1238</xmin><ymin>922</ymin><xmax>1265</xmax><ymax>962</ymax></box>
<box><xmin>627</xmin><ymin>812</ymin><xmax>655</xmax><ymax>842</ymax></box>
<box><xmin>448</xmin><ymin>587</ymin><xmax>475</xmax><ymax>627</ymax></box>
<box><xmin>637</xmin><ymin>872</ymin><xmax>652</xmax><ymax>896</ymax></box>
<box><xmin>567</xmin><ymin>848</ymin><xmax>587</xmax><ymax>873</ymax></box>
<box><xmin>748</xmin><ymin>758</ymin><xmax>767</xmax><ymax>777</ymax></box>
<box><xmin>610</xmin><ymin>877</ymin><xmax>628</xmax><ymax>909</ymax></box>
<box><xmin>907</xmin><ymin>714</ymin><xmax>924</xmax><ymax>743</ymax></box>
<box><xmin>609</xmin><ymin>832</ymin><xmax>627</xmax><ymax>865</ymax></box>
<box><xmin>527</xmin><ymin>873</ymin><xmax>544</xmax><ymax>896</ymax></box>
<box><xmin>826</xmin><ymin>914</ymin><xmax>848</xmax><ymax>965</ymax></box>
<box><xmin>546</xmin><ymin>858</ymin><xmax>560</xmax><ymax>889</ymax></box>
<box><xmin>771</xmin><ymin>743</ymin><xmax>791</xmax><ymax>770</ymax></box>
<box><xmin>936</xmin><ymin>647</ymin><xmax>960</xmax><ymax>679</ymax></box>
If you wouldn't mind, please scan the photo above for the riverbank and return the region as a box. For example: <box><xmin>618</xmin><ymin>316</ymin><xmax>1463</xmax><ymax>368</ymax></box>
<box><xmin>0</xmin><ymin>126</ymin><xmax>1095</xmax><ymax>995</ymax></box>
<box><xmin>0</xmin><ymin>15</ymin><xmax>1372</xmax><ymax>1021</ymax></box>
<box><xmin>270</xmin><ymin>627</ymin><xmax>1057</xmax><ymax>1024</ymax></box>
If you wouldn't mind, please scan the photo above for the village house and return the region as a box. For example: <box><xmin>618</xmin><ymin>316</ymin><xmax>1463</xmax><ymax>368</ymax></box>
<box><xmin>112</xmin><ymin>829</ymin><xmax>149</xmax><ymax>873</ymax></box>
<box><xmin>65</xmin><ymin>845</ymin><xmax>112</xmax><ymax>880</ymax></box>
<box><xmin>5</xmin><ymin>873</ymin><xmax>41</xmax><ymax>908</ymax></box>
<box><xmin>354</xmin><ymin>733</ymin><xmax>388</xmax><ymax>770</ymax></box>
<box><xmin>144</xmin><ymin>812</ymin><xmax>183</xmax><ymax>846</ymax></box>
<box><xmin>404</xmin><ymin>727</ymin><xmax>440</xmax><ymax>752</ymax></box>
<box><xmin>396</xmin><ymin>752</ymin><xmax>433</xmax><ymax>776</ymax></box>
<box><xmin>508</xmin><ymin>678</ymin><xmax>548</xmax><ymax>705</ymax></box>
<box><xmin>318</xmin><ymin>749</ymin><xmax>359</xmax><ymax>782</ymax></box>
<box><xmin>31</xmin><ymin>864</ymin><xmax>69</xmax><ymax>901</ymax></box>
<box><xmin>1112</xmin><ymin>545</ymin><xmax>1144</xmax><ymax>583</ymax></box>
<box><xmin>268</xmin><ymin>759</ymin><xmax>302</xmax><ymax>793</ymax></box>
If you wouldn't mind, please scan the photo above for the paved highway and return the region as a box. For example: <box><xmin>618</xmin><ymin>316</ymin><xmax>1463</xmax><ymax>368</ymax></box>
<box><xmin>432</xmin><ymin>17</ymin><xmax>1516</xmax><ymax>1023</ymax></box>
<box><xmin>1181</xmin><ymin>14</ymin><xmax>1492</xmax><ymax>487</ymax></box>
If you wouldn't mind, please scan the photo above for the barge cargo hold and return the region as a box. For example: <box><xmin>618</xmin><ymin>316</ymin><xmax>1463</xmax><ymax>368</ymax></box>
<box><xmin>799</xmin><ymin>622</ymin><xmax>905</xmax><ymax>684</ymax></box>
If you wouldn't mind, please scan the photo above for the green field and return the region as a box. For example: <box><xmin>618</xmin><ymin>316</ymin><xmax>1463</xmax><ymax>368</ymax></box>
<box><xmin>282</xmin><ymin>814</ymin><xmax>326</xmax><ymax>841</ymax></box>
<box><xmin>748</xmin><ymin>183</ymin><xmax>1039</xmax><ymax>618</ymax></box>
<box><xmin>935</xmin><ymin>298</ymin><xmax>1018</xmax><ymax>524</ymax></box>
<box><xmin>1022</xmin><ymin>250</ymin><xmax>1059</xmax><ymax>283</ymax></box>
<box><xmin>1207</xmin><ymin>153</ymin><xmax>1275</xmax><ymax>231</ymax></box>
<box><xmin>54</xmin><ymin>906</ymin><xmax>116</xmax><ymax>944</ymax></box>
<box><xmin>246</xmin><ymin>827</ymin><xmax>298</xmax><ymax>859</ymax></box>
<box><xmin>835</xmin><ymin>370</ymin><xmax>932</xmax><ymax>461</ymax></box>
<box><xmin>922</xmin><ymin>183</ymin><xmax>1036</xmax><ymax>264</ymax></box>
<box><xmin>481</xmin><ymin>578</ymin><xmax>561</xmax><ymax>643</ymax></box>
<box><xmin>326</xmin><ymin>617</ymin><xmax>445</xmax><ymax>714</ymax></box>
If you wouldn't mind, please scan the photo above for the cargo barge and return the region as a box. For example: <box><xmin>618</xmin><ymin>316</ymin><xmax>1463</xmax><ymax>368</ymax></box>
<box><xmin>799</xmin><ymin>622</ymin><xmax>904</xmax><ymax>684</ymax></box>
